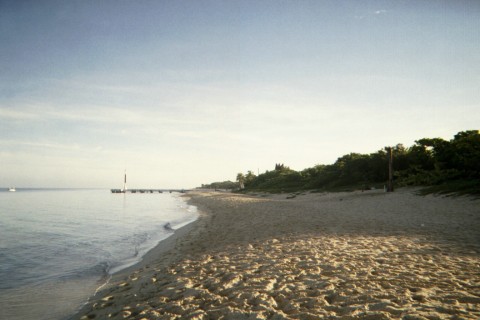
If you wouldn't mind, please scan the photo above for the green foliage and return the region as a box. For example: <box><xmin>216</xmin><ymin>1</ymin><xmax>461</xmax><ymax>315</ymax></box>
<box><xmin>205</xmin><ymin>130</ymin><xmax>480</xmax><ymax>195</ymax></box>
<box><xmin>275</xmin><ymin>163</ymin><xmax>289</xmax><ymax>171</ymax></box>
<box><xmin>241</xmin><ymin>167</ymin><xmax>304</xmax><ymax>192</ymax></box>
<box><xmin>244</xmin><ymin>171</ymin><xmax>257</xmax><ymax>187</ymax></box>
<box><xmin>201</xmin><ymin>181</ymin><xmax>238</xmax><ymax>190</ymax></box>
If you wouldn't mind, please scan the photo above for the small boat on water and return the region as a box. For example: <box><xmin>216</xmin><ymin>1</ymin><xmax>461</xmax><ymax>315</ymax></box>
<box><xmin>8</xmin><ymin>187</ymin><xmax>16</xmax><ymax>192</ymax></box>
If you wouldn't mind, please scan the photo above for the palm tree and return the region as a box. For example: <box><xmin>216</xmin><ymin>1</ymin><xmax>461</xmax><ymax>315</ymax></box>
<box><xmin>236</xmin><ymin>173</ymin><xmax>245</xmax><ymax>189</ymax></box>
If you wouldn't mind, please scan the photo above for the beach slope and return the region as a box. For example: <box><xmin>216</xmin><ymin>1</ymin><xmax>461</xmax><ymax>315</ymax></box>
<box><xmin>73</xmin><ymin>189</ymin><xmax>480</xmax><ymax>319</ymax></box>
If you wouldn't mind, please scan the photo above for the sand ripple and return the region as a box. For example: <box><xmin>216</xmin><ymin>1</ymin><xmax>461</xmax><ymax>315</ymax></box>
<box><xmin>77</xmin><ymin>190</ymin><xmax>480</xmax><ymax>319</ymax></box>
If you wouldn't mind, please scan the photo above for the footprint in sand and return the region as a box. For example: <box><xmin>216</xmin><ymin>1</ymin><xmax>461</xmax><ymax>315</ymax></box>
<box><xmin>101</xmin><ymin>295</ymin><xmax>114</xmax><ymax>302</ymax></box>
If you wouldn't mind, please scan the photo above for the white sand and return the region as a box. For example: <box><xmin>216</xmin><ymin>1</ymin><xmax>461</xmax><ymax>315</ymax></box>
<box><xmin>73</xmin><ymin>189</ymin><xmax>480</xmax><ymax>319</ymax></box>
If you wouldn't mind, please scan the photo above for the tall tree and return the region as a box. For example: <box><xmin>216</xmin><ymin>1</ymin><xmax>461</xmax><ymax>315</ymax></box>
<box><xmin>236</xmin><ymin>173</ymin><xmax>245</xmax><ymax>189</ymax></box>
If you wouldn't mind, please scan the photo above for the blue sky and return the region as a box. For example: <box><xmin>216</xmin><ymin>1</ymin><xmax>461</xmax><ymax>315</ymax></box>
<box><xmin>1</xmin><ymin>0</ymin><xmax>479</xmax><ymax>188</ymax></box>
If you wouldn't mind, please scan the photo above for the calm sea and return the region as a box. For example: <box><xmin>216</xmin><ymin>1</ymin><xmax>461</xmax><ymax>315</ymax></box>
<box><xmin>0</xmin><ymin>188</ymin><xmax>198</xmax><ymax>320</ymax></box>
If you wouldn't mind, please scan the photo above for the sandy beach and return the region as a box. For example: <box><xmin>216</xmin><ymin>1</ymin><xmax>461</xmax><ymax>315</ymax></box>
<box><xmin>73</xmin><ymin>189</ymin><xmax>480</xmax><ymax>319</ymax></box>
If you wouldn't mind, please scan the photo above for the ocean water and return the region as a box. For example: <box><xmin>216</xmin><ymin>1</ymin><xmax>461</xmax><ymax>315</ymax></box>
<box><xmin>0</xmin><ymin>188</ymin><xmax>198</xmax><ymax>320</ymax></box>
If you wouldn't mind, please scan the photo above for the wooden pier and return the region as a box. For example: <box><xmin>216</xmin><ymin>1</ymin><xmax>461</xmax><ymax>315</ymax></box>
<box><xmin>111</xmin><ymin>171</ymin><xmax>186</xmax><ymax>194</ymax></box>
<box><xmin>111</xmin><ymin>189</ymin><xmax>186</xmax><ymax>194</ymax></box>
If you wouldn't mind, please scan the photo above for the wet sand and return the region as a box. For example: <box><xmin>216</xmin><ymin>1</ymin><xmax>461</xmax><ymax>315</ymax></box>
<box><xmin>73</xmin><ymin>189</ymin><xmax>480</xmax><ymax>319</ymax></box>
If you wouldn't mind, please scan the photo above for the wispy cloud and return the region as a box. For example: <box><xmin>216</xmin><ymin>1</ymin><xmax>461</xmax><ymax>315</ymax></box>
<box><xmin>0</xmin><ymin>108</ymin><xmax>41</xmax><ymax>120</ymax></box>
<box><xmin>0</xmin><ymin>104</ymin><xmax>202</xmax><ymax>128</ymax></box>
<box><xmin>354</xmin><ymin>9</ymin><xmax>387</xmax><ymax>20</ymax></box>
<box><xmin>0</xmin><ymin>139</ymin><xmax>95</xmax><ymax>152</ymax></box>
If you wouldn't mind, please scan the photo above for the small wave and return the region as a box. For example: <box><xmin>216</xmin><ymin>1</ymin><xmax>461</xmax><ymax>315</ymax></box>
<box><xmin>133</xmin><ymin>246</ymin><xmax>139</xmax><ymax>257</ymax></box>
<box><xmin>187</xmin><ymin>205</ymin><xmax>198</xmax><ymax>213</ymax></box>
<box><xmin>163</xmin><ymin>222</ymin><xmax>174</xmax><ymax>231</ymax></box>
<box><xmin>61</xmin><ymin>261</ymin><xmax>111</xmax><ymax>282</ymax></box>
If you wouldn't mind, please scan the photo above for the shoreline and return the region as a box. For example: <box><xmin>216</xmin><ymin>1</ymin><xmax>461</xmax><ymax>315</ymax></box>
<box><xmin>72</xmin><ymin>189</ymin><xmax>480</xmax><ymax>319</ymax></box>
<box><xmin>69</xmin><ymin>195</ymin><xmax>202</xmax><ymax>320</ymax></box>
<box><xmin>105</xmin><ymin>204</ymin><xmax>205</xmax><ymax>287</ymax></box>
<box><xmin>70</xmin><ymin>195</ymin><xmax>205</xmax><ymax>319</ymax></box>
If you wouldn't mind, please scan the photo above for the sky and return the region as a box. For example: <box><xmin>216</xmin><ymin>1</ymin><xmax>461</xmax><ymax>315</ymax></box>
<box><xmin>1</xmin><ymin>0</ymin><xmax>479</xmax><ymax>188</ymax></box>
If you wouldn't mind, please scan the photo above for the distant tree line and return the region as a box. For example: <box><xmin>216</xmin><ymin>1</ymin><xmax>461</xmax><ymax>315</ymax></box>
<box><xmin>231</xmin><ymin>130</ymin><xmax>480</xmax><ymax>194</ymax></box>
<box><xmin>200</xmin><ymin>181</ymin><xmax>238</xmax><ymax>190</ymax></box>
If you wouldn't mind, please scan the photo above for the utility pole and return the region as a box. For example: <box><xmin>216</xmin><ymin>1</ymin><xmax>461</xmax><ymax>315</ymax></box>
<box><xmin>387</xmin><ymin>147</ymin><xmax>394</xmax><ymax>192</ymax></box>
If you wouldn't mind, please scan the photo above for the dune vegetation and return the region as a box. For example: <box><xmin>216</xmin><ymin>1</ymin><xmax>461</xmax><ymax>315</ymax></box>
<box><xmin>203</xmin><ymin>130</ymin><xmax>480</xmax><ymax>195</ymax></box>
